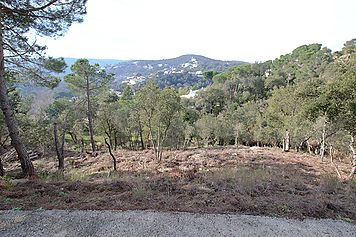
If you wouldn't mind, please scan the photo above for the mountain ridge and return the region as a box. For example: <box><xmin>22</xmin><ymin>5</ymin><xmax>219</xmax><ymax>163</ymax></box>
<box><xmin>121</xmin><ymin>54</ymin><xmax>244</xmax><ymax>64</ymax></box>
<box><xmin>21</xmin><ymin>55</ymin><xmax>246</xmax><ymax>97</ymax></box>
<box><xmin>105</xmin><ymin>54</ymin><xmax>247</xmax><ymax>88</ymax></box>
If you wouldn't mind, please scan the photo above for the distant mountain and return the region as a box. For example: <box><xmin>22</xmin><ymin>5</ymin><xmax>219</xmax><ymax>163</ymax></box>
<box><xmin>19</xmin><ymin>58</ymin><xmax>123</xmax><ymax>98</ymax></box>
<box><xmin>20</xmin><ymin>55</ymin><xmax>246</xmax><ymax>101</ymax></box>
<box><xmin>105</xmin><ymin>55</ymin><xmax>246</xmax><ymax>89</ymax></box>
<box><xmin>51</xmin><ymin>58</ymin><xmax>124</xmax><ymax>94</ymax></box>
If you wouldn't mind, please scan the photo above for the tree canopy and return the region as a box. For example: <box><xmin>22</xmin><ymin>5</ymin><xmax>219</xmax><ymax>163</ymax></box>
<box><xmin>0</xmin><ymin>0</ymin><xmax>87</xmax><ymax>177</ymax></box>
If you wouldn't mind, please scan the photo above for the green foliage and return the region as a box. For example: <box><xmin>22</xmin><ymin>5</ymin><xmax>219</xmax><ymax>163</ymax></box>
<box><xmin>196</xmin><ymin>87</ymin><xmax>225</xmax><ymax>115</ymax></box>
<box><xmin>134</xmin><ymin>82</ymin><xmax>181</xmax><ymax>158</ymax></box>
<box><xmin>65</xmin><ymin>59</ymin><xmax>114</xmax><ymax>96</ymax></box>
<box><xmin>0</xmin><ymin>176</ymin><xmax>15</xmax><ymax>189</ymax></box>
<box><xmin>4</xmin><ymin>35</ymin><xmax>356</xmax><ymax>170</ymax></box>
<box><xmin>175</xmin><ymin>40</ymin><xmax>355</xmax><ymax>152</ymax></box>
<box><xmin>195</xmin><ymin>114</ymin><xmax>217</xmax><ymax>146</ymax></box>
<box><xmin>203</xmin><ymin>70</ymin><xmax>219</xmax><ymax>80</ymax></box>
<box><xmin>2</xmin><ymin>1</ymin><xmax>87</xmax><ymax>87</ymax></box>
<box><xmin>266</xmin><ymin>44</ymin><xmax>332</xmax><ymax>89</ymax></box>
<box><xmin>306</xmin><ymin>47</ymin><xmax>356</xmax><ymax>136</ymax></box>
<box><xmin>155</xmin><ymin>71</ymin><xmax>211</xmax><ymax>88</ymax></box>
<box><xmin>336</xmin><ymin>215</ymin><xmax>353</xmax><ymax>223</ymax></box>
<box><xmin>104</xmin><ymin>40</ymin><xmax>354</xmax><ymax>154</ymax></box>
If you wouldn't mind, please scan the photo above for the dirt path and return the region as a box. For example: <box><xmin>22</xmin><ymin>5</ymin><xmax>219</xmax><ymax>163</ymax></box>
<box><xmin>0</xmin><ymin>210</ymin><xmax>355</xmax><ymax>237</ymax></box>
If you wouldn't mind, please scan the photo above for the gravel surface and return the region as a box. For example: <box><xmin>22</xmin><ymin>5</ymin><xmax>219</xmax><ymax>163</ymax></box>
<box><xmin>0</xmin><ymin>210</ymin><xmax>355</xmax><ymax>237</ymax></box>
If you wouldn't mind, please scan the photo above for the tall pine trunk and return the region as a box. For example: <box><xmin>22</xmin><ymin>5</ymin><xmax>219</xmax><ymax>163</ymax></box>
<box><xmin>54</xmin><ymin>122</ymin><xmax>64</xmax><ymax>170</ymax></box>
<box><xmin>104</xmin><ymin>138</ymin><xmax>117</xmax><ymax>171</ymax></box>
<box><xmin>234</xmin><ymin>124</ymin><xmax>240</xmax><ymax>147</ymax></box>
<box><xmin>0</xmin><ymin>157</ymin><xmax>4</xmax><ymax>176</ymax></box>
<box><xmin>138</xmin><ymin>120</ymin><xmax>145</xmax><ymax>150</ymax></box>
<box><xmin>114</xmin><ymin>134</ymin><xmax>118</xmax><ymax>151</ymax></box>
<box><xmin>320</xmin><ymin>119</ymin><xmax>326</xmax><ymax>162</ymax></box>
<box><xmin>79</xmin><ymin>138</ymin><xmax>85</xmax><ymax>159</ymax></box>
<box><xmin>60</xmin><ymin>122</ymin><xmax>66</xmax><ymax>162</ymax></box>
<box><xmin>86</xmin><ymin>77</ymin><xmax>96</xmax><ymax>156</ymax></box>
<box><xmin>349</xmin><ymin>135</ymin><xmax>356</xmax><ymax>179</ymax></box>
<box><xmin>0</xmin><ymin>29</ymin><xmax>35</xmax><ymax>177</ymax></box>
<box><xmin>283</xmin><ymin>130</ymin><xmax>290</xmax><ymax>152</ymax></box>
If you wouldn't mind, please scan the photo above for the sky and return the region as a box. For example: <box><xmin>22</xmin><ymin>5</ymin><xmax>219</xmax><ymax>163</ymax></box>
<box><xmin>39</xmin><ymin>0</ymin><xmax>356</xmax><ymax>62</ymax></box>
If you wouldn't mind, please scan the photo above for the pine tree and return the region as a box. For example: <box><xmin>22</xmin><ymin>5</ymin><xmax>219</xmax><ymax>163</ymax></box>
<box><xmin>0</xmin><ymin>0</ymin><xmax>87</xmax><ymax>177</ymax></box>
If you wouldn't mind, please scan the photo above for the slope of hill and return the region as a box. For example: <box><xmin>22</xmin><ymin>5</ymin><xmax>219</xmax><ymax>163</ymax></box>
<box><xmin>106</xmin><ymin>55</ymin><xmax>246</xmax><ymax>88</ymax></box>
<box><xmin>20</xmin><ymin>55</ymin><xmax>246</xmax><ymax>102</ymax></box>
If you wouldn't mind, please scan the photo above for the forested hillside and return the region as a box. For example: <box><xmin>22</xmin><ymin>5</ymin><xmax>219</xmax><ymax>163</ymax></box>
<box><xmin>105</xmin><ymin>54</ymin><xmax>245</xmax><ymax>89</ymax></box>
<box><xmin>1</xmin><ymin>39</ymin><xmax>355</xmax><ymax>179</ymax></box>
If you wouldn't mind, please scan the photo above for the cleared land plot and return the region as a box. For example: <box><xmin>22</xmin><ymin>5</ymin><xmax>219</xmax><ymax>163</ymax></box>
<box><xmin>1</xmin><ymin>147</ymin><xmax>355</xmax><ymax>221</ymax></box>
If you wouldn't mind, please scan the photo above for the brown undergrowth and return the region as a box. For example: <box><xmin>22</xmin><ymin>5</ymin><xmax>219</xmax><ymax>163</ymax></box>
<box><xmin>1</xmin><ymin>146</ymin><xmax>355</xmax><ymax>221</ymax></box>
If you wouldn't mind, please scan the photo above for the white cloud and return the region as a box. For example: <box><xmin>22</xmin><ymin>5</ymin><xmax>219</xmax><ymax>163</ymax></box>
<box><xmin>39</xmin><ymin>0</ymin><xmax>355</xmax><ymax>62</ymax></box>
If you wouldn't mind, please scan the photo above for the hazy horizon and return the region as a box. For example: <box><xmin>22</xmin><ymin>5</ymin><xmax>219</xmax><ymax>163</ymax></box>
<box><xmin>39</xmin><ymin>0</ymin><xmax>356</xmax><ymax>62</ymax></box>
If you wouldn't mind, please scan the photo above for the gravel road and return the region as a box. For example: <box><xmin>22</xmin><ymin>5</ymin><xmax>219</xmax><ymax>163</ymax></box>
<box><xmin>0</xmin><ymin>210</ymin><xmax>355</xmax><ymax>237</ymax></box>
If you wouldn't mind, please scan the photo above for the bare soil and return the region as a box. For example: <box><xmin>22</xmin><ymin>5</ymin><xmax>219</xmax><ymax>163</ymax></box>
<box><xmin>1</xmin><ymin>146</ymin><xmax>355</xmax><ymax>222</ymax></box>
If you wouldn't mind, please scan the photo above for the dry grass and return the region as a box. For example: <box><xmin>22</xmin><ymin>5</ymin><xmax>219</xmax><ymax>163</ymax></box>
<box><xmin>1</xmin><ymin>146</ymin><xmax>355</xmax><ymax>221</ymax></box>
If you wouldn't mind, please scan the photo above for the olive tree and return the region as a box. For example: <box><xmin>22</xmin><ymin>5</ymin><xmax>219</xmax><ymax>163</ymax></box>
<box><xmin>134</xmin><ymin>82</ymin><xmax>181</xmax><ymax>160</ymax></box>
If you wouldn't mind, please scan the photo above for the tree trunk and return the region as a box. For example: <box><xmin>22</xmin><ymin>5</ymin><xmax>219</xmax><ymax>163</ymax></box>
<box><xmin>68</xmin><ymin>131</ymin><xmax>78</xmax><ymax>144</ymax></box>
<box><xmin>105</xmin><ymin>120</ymin><xmax>113</xmax><ymax>148</ymax></box>
<box><xmin>86</xmin><ymin>77</ymin><xmax>96</xmax><ymax>156</ymax></box>
<box><xmin>105</xmin><ymin>138</ymin><xmax>117</xmax><ymax>171</ymax></box>
<box><xmin>129</xmin><ymin>131</ymin><xmax>133</xmax><ymax>149</ymax></box>
<box><xmin>104</xmin><ymin>130</ymin><xmax>112</xmax><ymax>148</ymax></box>
<box><xmin>0</xmin><ymin>30</ymin><xmax>35</xmax><ymax>177</ymax></box>
<box><xmin>60</xmin><ymin>124</ymin><xmax>66</xmax><ymax>162</ymax></box>
<box><xmin>0</xmin><ymin>145</ymin><xmax>6</xmax><ymax>176</ymax></box>
<box><xmin>114</xmin><ymin>133</ymin><xmax>118</xmax><ymax>151</ymax></box>
<box><xmin>283</xmin><ymin>130</ymin><xmax>290</xmax><ymax>152</ymax></box>
<box><xmin>79</xmin><ymin>137</ymin><xmax>85</xmax><ymax>159</ymax></box>
<box><xmin>53</xmin><ymin>122</ymin><xmax>64</xmax><ymax>170</ymax></box>
<box><xmin>320</xmin><ymin>120</ymin><xmax>326</xmax><ymax>162</ymax></box>
<box><xmin>298</xmin><ymin>136</ymin><xmax>311</xmax><ymax>152</ymax></box>
<box><xmin>349</xmin><ymin>135</ymin><xmax>356</xmax><ymax>179</ymax></box>
<box><xmin>0</xmin><ymin>157</ymin><xmax>4</xmax><ymax>176</ymax></box>
<box><xmin>138</xmin><ymin>121</ymin><xmax>145</xmax><ymax>150</ymax></box>
<box><xmin>329</xmin><ymin>146</ymin><xmax>342</xmax><ymax>179</ymax></box>
<box><xmin>306</xmin><ymin>141</ymin><xmax>312</xmax><ymax>154</ymax></box>
<box><xmin>234</xmin><ymin>124</ymin><xmax>240</xmax><ymax>146</ymax></box>
<box><xmin>148</xmin><ymin>119</ymin><xmax>159</xmax><ymax>160</ymax></box>
<box><xmin>156</xmin><ymin>123</ymin><xmax>162</xmax><ymax>161</ymax></box>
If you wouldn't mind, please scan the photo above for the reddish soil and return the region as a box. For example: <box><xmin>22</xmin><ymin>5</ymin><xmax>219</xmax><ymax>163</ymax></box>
<box><xmin>1</xmin><ymin>146</ymin><xmax>355</xmax><ymax>221</ymax></box>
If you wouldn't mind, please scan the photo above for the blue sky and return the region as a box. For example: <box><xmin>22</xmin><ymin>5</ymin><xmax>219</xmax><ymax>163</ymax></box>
<box><xmin>39</xmin><ymin>0</ymin><xmax>356</xmax><ymax>62</ymax></box>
